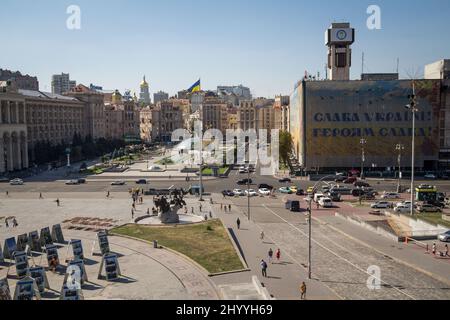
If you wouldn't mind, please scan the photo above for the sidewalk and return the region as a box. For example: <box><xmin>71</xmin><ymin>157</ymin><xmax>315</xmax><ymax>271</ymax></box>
<box><xmin>209</xmin><ymin>194</ymin><xmax>339</xmax><ymax>300</ymax></box>
<box><xmin>314</xmin><ymin>214</ymin><xmax>450</xmax><ymax>286</ymax></box>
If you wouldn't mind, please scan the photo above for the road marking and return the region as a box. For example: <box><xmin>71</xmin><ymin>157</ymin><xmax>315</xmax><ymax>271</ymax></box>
<box><xmin>261</xmin><ymin>204</ymin><xmax>417</xmax><ymax>300</ymax></box>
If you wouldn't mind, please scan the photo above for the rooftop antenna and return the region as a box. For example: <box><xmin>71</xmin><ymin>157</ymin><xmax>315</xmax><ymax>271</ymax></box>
<box><xmin>396</xmin><ymin>58</ymin><xmax>400</xmax><ymax>74</ymax></box>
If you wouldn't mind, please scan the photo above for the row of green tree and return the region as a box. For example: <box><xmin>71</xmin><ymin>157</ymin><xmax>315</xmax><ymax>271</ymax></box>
<box><xmin>31</xmin><ymin>133</ymin><xmax>127</xmax><ymax>165</ymax></box>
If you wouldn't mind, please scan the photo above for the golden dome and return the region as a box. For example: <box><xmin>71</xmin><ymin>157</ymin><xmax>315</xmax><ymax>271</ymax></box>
<box><xmin>140</xmin><ymin>75</ymin><xmax>149</xmax><ymax>87</ymax></box>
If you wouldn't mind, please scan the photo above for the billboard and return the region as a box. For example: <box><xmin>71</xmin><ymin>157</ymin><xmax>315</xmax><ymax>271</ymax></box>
<box><xmin>292</xmin><ymin>80</ymin><xmax>441</xmax><ymax>169</ymax></box>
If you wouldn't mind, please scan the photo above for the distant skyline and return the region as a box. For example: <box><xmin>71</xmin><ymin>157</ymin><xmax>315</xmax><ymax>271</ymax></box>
<box><xmin>1</xmin><ymin>0</ymin><xmax>449</xmax><ymax>97</ymax></box>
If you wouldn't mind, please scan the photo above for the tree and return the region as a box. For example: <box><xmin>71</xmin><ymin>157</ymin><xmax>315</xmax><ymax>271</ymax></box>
<box><xmin>279</xmin><ymin>131</ymin><xmax>293</xmax><ymax>168</ymax></box>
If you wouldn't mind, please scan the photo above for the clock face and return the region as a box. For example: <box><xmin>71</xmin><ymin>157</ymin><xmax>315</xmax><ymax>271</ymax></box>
<box><xmin>337</xmin><ymin>30</ymin><xmax>347</xmax><ymax>40</ymax></box>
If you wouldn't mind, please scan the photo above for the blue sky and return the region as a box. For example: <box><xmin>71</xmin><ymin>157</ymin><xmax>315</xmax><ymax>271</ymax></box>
<box><xmin>1</xmin><ymin>0</ymin><xmax>449</xmax><ymax>97</ymax></box>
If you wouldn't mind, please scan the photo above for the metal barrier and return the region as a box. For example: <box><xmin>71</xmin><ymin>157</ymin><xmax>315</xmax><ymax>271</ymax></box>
<box><xmin>404</xmin><ymin>236</ymin><xmax>429</xmax><ymax>252</ymax></box>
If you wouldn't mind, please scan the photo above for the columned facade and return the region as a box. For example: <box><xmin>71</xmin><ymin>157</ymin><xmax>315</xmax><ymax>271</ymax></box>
<box><xmin>0</xmin><ymin>94</ymin><xmax>28</xmax><ymax>173</ymax></box>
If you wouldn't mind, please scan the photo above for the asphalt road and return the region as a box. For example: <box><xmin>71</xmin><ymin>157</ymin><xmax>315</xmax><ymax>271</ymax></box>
<box><xmin>2</xmin><ymin>168</ymin><xmax>450</xmax><ymax>194</ymax></box>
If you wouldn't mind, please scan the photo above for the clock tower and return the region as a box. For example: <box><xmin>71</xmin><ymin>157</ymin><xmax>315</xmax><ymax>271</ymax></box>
<box><xmin>325</xmin><ymin>22</ymin><xmax>355</xmax><ymax>80</ymax></box>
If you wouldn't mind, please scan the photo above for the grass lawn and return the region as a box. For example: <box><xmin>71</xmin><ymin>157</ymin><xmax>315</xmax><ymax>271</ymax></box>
<box><xmin>202</xmin><ymin>166</ymin><xmax>229</xmax><ymax>175</ymax></box>
<box><xmin>111</xmin><ymin>219</ymin><xmax>244</xmax><ymax>274</ymax></box>
<box><xmin>156</xmin><ymin>157</ymin><xmax>174</xmax><ymax>165</ymax></box>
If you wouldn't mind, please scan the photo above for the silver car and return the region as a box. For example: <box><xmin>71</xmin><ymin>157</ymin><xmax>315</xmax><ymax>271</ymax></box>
<box><xmin>438</xmin><ymin>230</ymin><xmax>450</xmax><ymax>242</ymax></box>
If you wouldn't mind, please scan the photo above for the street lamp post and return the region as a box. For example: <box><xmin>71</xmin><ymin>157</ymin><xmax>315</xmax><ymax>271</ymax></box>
<box><xmin>247</xmin><ymin>161</ymin><xmax>250</xmax><ymax>221</ymax></box>
<box><xmin>396</xmin><ymin>144</ymin><xmax>405</xmax><ymax>193</ymax></box>
<box><xmin>406</xmin><ymin>82</ymin><xmax>418</xmax><ymax>216</ymax></box>
<box><xmin>360</xmin><ymin>138</ymin><xmax>367</xmax><ymax>179</ymax></box>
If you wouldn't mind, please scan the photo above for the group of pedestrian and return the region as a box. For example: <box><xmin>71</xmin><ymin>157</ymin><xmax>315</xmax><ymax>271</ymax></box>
<box><xmin>432</xmin><ymin>242</ymin><xmax>449</xmax><ymax>257</ymax></box>
<box><xmin>267</xmin><ymin>248</ymin><xmax>281</xmax><ymax>264</ymax></box>
<box><xmin>220</xmin><ymin>204</ymin><xmax>231</xmax><ymax>212</ymax></box>
<box><xmin>4</xmin><ymin>217</ymin><xmax>18</xmax><ymax>228</ymax></box>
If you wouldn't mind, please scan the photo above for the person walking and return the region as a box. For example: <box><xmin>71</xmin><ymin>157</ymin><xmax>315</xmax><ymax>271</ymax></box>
<box><xmin>56</xmin><ymin>198</ymin><xmax>60</xmax><ymax>207</ymax></box>
<box><xmin>146</xmin><ymin>208</ymin><xmax>150</xmax><ymax>215</ymax></box>
<box><xmin>209</xmin><ymin>211</ymin><xmax>212</xmax><ymax>218</ymax></box>
<box><xmin>445</xmin><ymin>244</ymin><xmax>448</xmax><ymax>257</ymax></box>
<box><xmin>432</xmin><ymin>242</ymin><xmax>437</xmax><ymax>255</ymax></box>
<box><xmin>316</xmin><ymin>201</ymin><xmax>320</xmax><ymax>210</ymax></box>
<box><xmin>204</xmin><ymin>214</ymin><xmax>208</xmax><ymax>221</ymax></box>
<box><xmin>39</xmin><ymin>192</ymin><xmax>43</xmax><ymax>199</ymax></box>
<box><xmin>260</xmin><ymin>230</ymin><xmax>265</xmax><ymax>241</ymax></box>
<box><xmin>191</xmin><ymin>207</ymin><xmax>194</xmax><ymax>214</ymax></box>
<box><xmin>199</xmin><ymin>203</ymin><xmax>202</xmax><ymax>212</ymax></box>
<box><xmin>236</xmin><ymin>217</ymin><xmax>241</xmax><ymax>230</ymax></box>
<box><xmin>268</xmin><ymin>248</ymin><xmax>274</xmax><ymax>263</ymax></box>
<box><xmin>224</xmin><ymin>206</ymin><xmax>227</xmax><ymax>212</ymax></box>
<box><xmin>228</xmin><ymin>204</ymin><xmax>231</xmax><ymax>211</ymax></box>
<box><xmin>220</xmin><ymin>204</ymin><xmax>223</xmax><ymax>210</ymax></box>
<box><xmin>12</xmin><ymin>218</ymin><xmax>18</xmax><ymax>228</ymax></box>
<box><xmin>300</xmin><ymin>282</ymin><xmax>307</xmax><ymax>300</ymax></box>
<box><xmin>131</xmin><ymin>209</ymin><xmax>134</xmax><ymax>219</ymax></box>
<box><xmin>106</xmin><ymin>191</ymin><xmax>110</xmax><ymax>198</ymax></box>
<box><xmin>276</xmin><ymin>248</ymin><xmax>281</xmax><ymax>263</ymax></box>
<box><xmin>6</xmin><ymin>191</ymin><xmax>8</xmax><ymax>197</ymax></box>
<box><xmin>5</xmin><ymin>219</ymin><xmax>8</xmax><ymax>228</ymax></box>
<box><xmin>260</xmin><ymin>259</ymin><xmax>268</xmax><ymax>278</ymax></box>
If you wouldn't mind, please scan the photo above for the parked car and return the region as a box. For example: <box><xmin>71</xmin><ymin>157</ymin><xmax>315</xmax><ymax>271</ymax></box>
<box><xmin>136</xmin><ymin>179</ymin><xmax>148</xmax><ymax>184</ymax></box>
<box><xmin>319</xmin><ymin>197</ymin><xmax>333</xmax><ymax>208</ymax></box>
<box><xmin>417</xmin><ymin>203</ymin><xmax>442</xmax><ymax>213</ymax></box>
<box><xmin>77</xmin><ymin>178</ymin><xmax>86</xmax><ymax>184</ymax></box>
<box><xmin>360</xmin><ymin>193</ymin><xmax>376</xmax><ymax>200</ymax></box>
<box><xmin>354</xmin><ymin>181</ymin><xmax>370</xmax><ymax>188</ymax></box>
<box><xmin>437</xmin><ymin>230</ymin><xmax>450</xmax><ymax>242</ymax></box>
<box><xmin>343</xmin><ymin>177</ymin><xmax>357</xmax><ymax>184</ymax></box>
<box><xmin>326</xmin><ymin>191</ymin><xmax>341</xmax><ymax>202</ymax></box>
<box><xmin>306</xmin><ymin>187</ymin><xmax>315</xmax><ymax>194</ymax></box>
<box><xmin>424</xmin><ymin>200</ymin><xmax>446</xmax><ymax>208</ymax></box>
<box><xmin>278</xmin><ymin>178</ymin><xmax>292</xmax><ymax>183</ymax></box>
<box><xmin>381</xmin><ymin>192</ymin><xmax>401</xmax><ymax>199</ymax></box>
<box><xmin>237</xmin><ymin>178</ymin><xmax>252</xmax><ymax>185</ymax></box>
<box><xmin>335</xmin><ymin>176</ymin><xmax>346</xmax><ymax>183</ymax></box>
<box><xmin>65</xmin><ymin>179</ymin><xmax>79</xmax><ymax>185</ymax></box>
<box><xmin>329</xmin><ymin>186</ymin><xmax>352</xmax><ymax>195</ymax></box>
<box><xmin>9</xmin><ymin>178</ymin><xmax>24</xmax><ymax>185</ymax></box>
<box><xmin>289</xmin><ymin>186</ymin><xmax>298</xmax><ymax>193</ymax></box>
<box><xmin>111</xmin><ymin>180</ymin><xmax>126</xmax><ymax>186</ymax></box>
<box><xmin>424</xmin><ymin>174</ymin><xmax>437</xmax><ymax>180</ymax></box>
<box><xmin>394</xmin><ymin>204</ymin><xmax>411</xmax><ymax>213</ymax></box>
<box><xmin>395</xmin><ymin>200</ymin><xmax>412</xmax><ymax>208</ymax></box>
<box><xmin>296</xmin><ymin>189</ymin><xmax>305</xmax><ymax>196</ymax></box>
<box><xmin>222</xmin><ymin>190</ymin><xmax>235</xmax><ymax>196</ymax></box>
<box><xmin>285</xmin><ymin>200</ymin><xmax>301</xmax><ymax>212</ymax></box>
<box><xmin>313</xmin><ymin>193</ymin><xmax>325</xmax><ymax>203</ymax></box>
<box><xmin>259</xmin><ymin>188</ymin><xmax>271</xmax><ymax>196</ymax></box>
<box><xmin>245</xmin><ymin>189</ymin><xmax>258</xmax><ymax>197</ymax></box>
<box><xmin>233</xmin><ymin>189</ymin><xmax>245</xmax><ymax>196</ymax></box>
<box><xmin>371</xmin><ymin>201</ymin><xmax>393</xmax><ymax>209</ymax></box>
<box><xmin>0</xmin><ymin>176</ymin><xmax>9</xmax><ymax>183</ymax></box>
<box><xmin>279</xmin><ymin>187</ymin><xmax>293</xmax><ymax>194</ymax></box>
<box><xmin>239</xmin><ymin>167</ymin><xmax>249</xmax><ymax>173</ymax></box>
<box><xmin>258</xmin><ymin>184</ymin><xmax>274</xmax><ymax>190</ymax></box>
<box><xmin>352</xmin><ymin>189</ymin><xmax>366</xmax><ymax>197</ymax></box>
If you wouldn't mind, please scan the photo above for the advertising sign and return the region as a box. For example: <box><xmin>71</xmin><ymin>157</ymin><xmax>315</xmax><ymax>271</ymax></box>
<box><xmin>40</xmin><ymin>227</ymin><xmax>53</xmax><ymax>247</ymax></box>
<box><xmin>59</xmin><ymin>284</ymin><xmax>83</xmax><ymax>300</ymax></box>
<box><xmin>28</xmin><ymin>231</ymin><xmax>41</xmax><ymax>252</ymax></box>
<box><xmin>16</xmin><ymin>234</ymin><xmax>29</xmax><ymax>252</ymax></box>
<box><xmin>51</xmin><ymin>224</ymin><xmax>65</xmax><ymax>243</ymax></box>
<box><xmin>45</xmin><ymin>244</ymin><xmax>59</xmax><ymax>268</ymax></box>
<box><xmin>29</xmin><ymin>266</ymin><xmax>50</xmax><ymax>293</ymax></box>
<box><xmin>71</xmin><ymin>239</ymin><xmax>84</xmax><ymax>260</ymax></box>
<box><xmin>14</xmin><ymin>251</ymin><xmax>29</xmax><ymax>278</ymax></box>
<box><xmin>13</xmin><ymin>277</ymin><xmax>41</xmax><ymax>300</ymax></box>
<box><xmin>3</xmin><ymin>237</ymin><xmax>17</xmax><ymax>259</ymax></box>
<box><xmin>0</xmin><ymin>278</ymin><xmax>11</xmax><ymax>300</ymax></box>
<box><xmin>66</xmin><ymin>259</ymin><xmax>88</xmax><ymax>285</ymax></box>
<box><xmin>98</xmin><ymin>253</ymin><xmax>121</xmax><ymax>281</ymax></box>
<box><xmin>97</xmin><ymin>231</ymin><xmax>110</xmax><ymax>255</ymax></box>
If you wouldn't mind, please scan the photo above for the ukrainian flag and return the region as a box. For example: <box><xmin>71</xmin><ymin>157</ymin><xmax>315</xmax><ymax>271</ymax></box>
<box><xmin>187</xmin><ymin>79</ymin><xmax>201</xmax><ymax>93</ymax></box>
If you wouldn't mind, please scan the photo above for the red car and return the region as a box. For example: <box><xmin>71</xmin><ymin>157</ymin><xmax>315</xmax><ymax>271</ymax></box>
<box><xmin>344</xmin><ymin>177</ymin><xmax>357</xmax><ymax>184</ymax></box>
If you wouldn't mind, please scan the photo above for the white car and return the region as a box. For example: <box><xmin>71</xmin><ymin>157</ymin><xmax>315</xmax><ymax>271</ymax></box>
<box><xmin>424</xmin><ymin>174</ymin><xmax>437</xmax><ymax>179</ymax></box>
<box><xmin>259</xmin><ymin>188</ymin><xmax>271</xmax><ymax>196</ymax></box>
<box><xmin>65</xmin><ymin>179</ymin><xmax>79</xmax><ymax>185</ymax></box>
<box><xmin>233</xmin><ymin>189</ymin><xmax>245</xmax><ymax>196</ymax></box>
<box><xmin>381</xmin><ymin>192</ymin><xmax>401</xmax><ymax>199</ymax></box>
<box><xmin>314</xmin><ymin>193</ymin><xmax>325</xmax><ymax>203</ymax></box>
<box><xmin>394</xmin><ymin>204</ymin><xmax>411</xmax><ymax>213</ymax></box>
<box><xmin>9</xmin><ymin>178</ymin><xmax>23</xmax><ymax>185</ymax></box>
<box><xmin>371</xmin><ymin>201</ymin><xmax>393</xmax><ymax>209</ymax></box>
<box><xmin>245</xmin><ymin>189</ymin><xmax>258</xmax><ymax>197</ymax></box>
<box><xmin>318</xmin><ymin>197</ymin><xmax>333</xmax><ymax>208</ymax></box>
<box><xmin>437</xmin><ymin>230</ymin><xmax>450</xmax><ymax>242</ymax></box>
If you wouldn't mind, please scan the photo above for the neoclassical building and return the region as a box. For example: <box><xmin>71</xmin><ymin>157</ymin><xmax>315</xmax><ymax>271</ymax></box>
<box><xmin>0</xmin><ymin>81</ymin><xmax>29</xmax><ymax>172</ymax></box>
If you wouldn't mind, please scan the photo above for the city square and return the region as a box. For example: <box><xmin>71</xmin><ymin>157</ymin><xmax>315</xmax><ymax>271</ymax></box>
<box><xmin>1</xmin><ymin>0</ymin><xmax>450</xmax><ymax>308</ymax></box>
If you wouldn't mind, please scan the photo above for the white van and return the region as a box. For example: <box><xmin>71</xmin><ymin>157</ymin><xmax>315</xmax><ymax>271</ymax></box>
<box><xmin>319</xmin><ymin>197</ymin><xmax>333</xmax><ymax>208</ymax></box>
<box><xmin>314</xmin><ymin>193</ymin><xmax>325</xmax><ymax>203</ymax></box>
